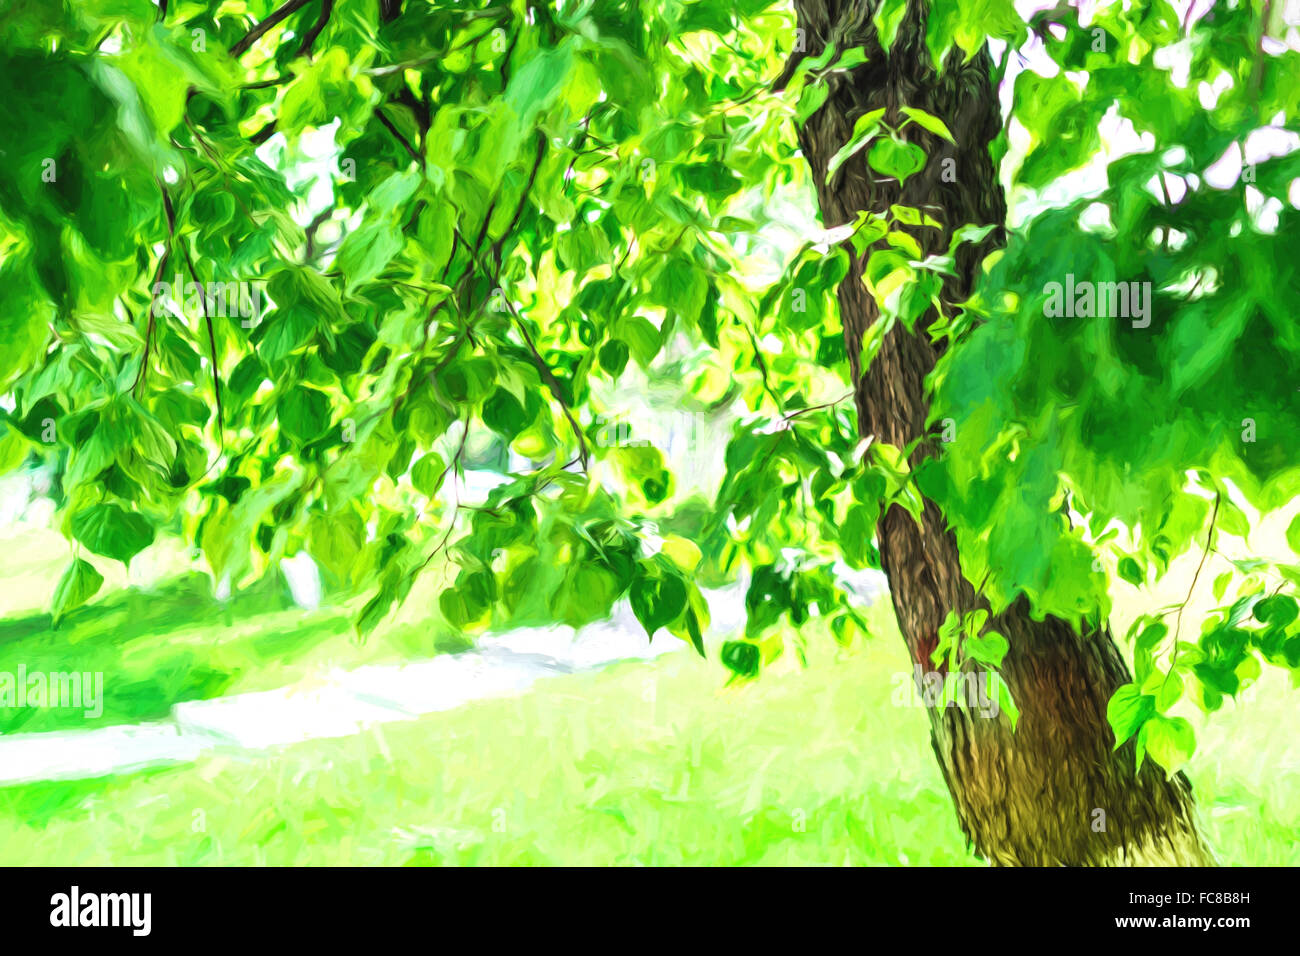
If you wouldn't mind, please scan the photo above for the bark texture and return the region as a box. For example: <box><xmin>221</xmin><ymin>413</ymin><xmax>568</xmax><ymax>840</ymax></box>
<box><xmin>788</xmin><ymin>0</ymin><xmax>1213</xmax><ymax>865</ymax></box>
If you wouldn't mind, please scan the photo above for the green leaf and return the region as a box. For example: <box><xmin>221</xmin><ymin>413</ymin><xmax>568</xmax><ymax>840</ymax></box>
<box><xmin>989</xmin><ymin>672</ymin><xmax>1020</xmax><ymax>730</ymax></box>
<box><xmin>51</xmin><ymin>558</ymin><xmax>104</xmax><ymax>623</ymax></box>
<box><xmin>629</xmin><ymin>564</ymin><xmax>688</xmax><ymax>640</ymax></box>
<box><xmin>598</xmin><ymin>339</ymin><xmax>629</xmax><ymax>377</ymax></box>
<box><xmin>1287</xmin><ymin>514</ymin><xmax>1300</xmax><ymax>556</ymax></box>
<box><xmin>653</xmin><ymin>256</ymin><xmax>708</xmax><ymax>319</ymax></box>
<box><xmin>337</xmin><ymin>218</ymin><xmax>404</xmax><ymax>291</ymax></box>
<box><xmin>308</xmin><ymin>511</ymin><xmax>364</xmax><ymax>587</ymax></box>
<box><xmin>70</xmin><ymin>504</ymin><xmax>155</xmax><ymax>565</ymax></box>
<box><xmin>963</xmin><ymin>630</ymin><xmax>1008</xmax><ymax>667</ymax></box>
<box><xmin>898</xmin><ymin>106</ymin><xmax>955</xmax><ymax>143</ymax></box>
<box><xmin>277</xmin><ymin>387</ymin><xmax>331</xmax><ymax>445</ymax></box>
<box><xmin>1106</xmin><ymin>683</ymin><xmax>1155</xmax><ymax>748</ymax></box>
<box><xmin>411</xmin><ymin>453</ymin><xmax>447</xmax><ymax>497</ymax></box>
<box><xmin>482</xmin><ymin>388</ymin><xmax>528</xmax><ymax>440</ymax></box>
<box><xmin>721</xmin><ymin>639</ymin><xmax>760</xmax><ymax>678</ymax></box>
<box><xmin>1254</xmin><ymin>594</ymin><xmax>1298</xmax><ymax>627</ymax></box>
<box><xmin>620</xmin><ymin>316</ymin><xmax>663</xmax><ymax>367</ymax></box>
<box><xmin>825</xmin><ymin>107</ymin><xmax>887</xmax><ymax>185</ymax></box>
<box><xmin>258</xmin><ymin>305</ymin><xmax>320</xmax><ymax>364</ymax></box>
<box><xmin>867</xmin><ymin>138</ymin><xmax>927</xmax><ymax>184</ymax></box>
<box><xmin>1117</xmin><ymin>556</ymin><xmax>1144</xmax><ymax>586</ymax></box>
<box><xmin>1136</xmin><ymin>714</ymin><xmax>1196</xmax><ymax>775</ymax></box>
<box><xmin>1153</xmin><ymin>670</ymin><xmax>1184</xmax><ymax>714</ymax></box>
<box><xmin>873</xmin><ymin>0</ymin><xmax>909</xmax><ymax>52</ymax></box>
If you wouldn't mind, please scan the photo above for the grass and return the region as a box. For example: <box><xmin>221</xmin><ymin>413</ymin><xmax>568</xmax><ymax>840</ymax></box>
<box><xmin>0</xmin><ymin>525</ymin><xmax>1297</xmax><ymax>865</ymax></box>
<box><xmin>0</xmin><ymin>600</ymin><xmax>985</xmax><ymax>865</ymax></box>
<box><xmin>0</xmin><ymin>527</ymin><xmax>469</xmax><ymax>735</ymax></box>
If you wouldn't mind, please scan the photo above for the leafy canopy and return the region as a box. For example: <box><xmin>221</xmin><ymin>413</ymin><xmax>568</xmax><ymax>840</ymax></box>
<box><xmin>1</xmin><ymin>0</ymin><xmax>1298</xmax><ymax>775</ymax></box>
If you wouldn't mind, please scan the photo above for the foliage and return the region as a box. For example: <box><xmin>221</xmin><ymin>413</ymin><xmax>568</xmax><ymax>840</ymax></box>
<box><xmin>1</xmin><ymin>0</ymin><xmax>1298</xmax><ymax>775</ymax></box>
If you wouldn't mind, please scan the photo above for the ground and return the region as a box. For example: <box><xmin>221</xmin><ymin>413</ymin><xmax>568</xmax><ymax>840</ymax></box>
<box><xmin>0</xmin><ymin>519</ymin><xmax>1296</xmax><ymax>865</ymax></box>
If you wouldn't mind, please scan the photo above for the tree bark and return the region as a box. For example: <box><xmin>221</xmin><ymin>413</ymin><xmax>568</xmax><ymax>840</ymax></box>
<box><xmin>790</xmin><ymin>0</ymin><xmax>1213</xmax><ymax>865</ymax></box>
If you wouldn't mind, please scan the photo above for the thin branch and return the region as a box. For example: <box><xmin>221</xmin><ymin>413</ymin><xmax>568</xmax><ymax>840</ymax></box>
<box><xmin>1165</xmin><ymin>493</ymin><xmax>1221</xmax><ymax>687</ymax></box>
<box><xmin>497</xmin><ymin>25</ymin><xmax>520</xmax><ymax>86</ymax></box>
<box><xmin>375</xmin><ymin>107</ymin><xmax>422</xmax><ymax>165</ymax></box>
<box><xmin>230</xmin><ymin>0</ymin><xmax>313</xmax><ymax>57</ymax></box>
<box><xmin>779</xmin><ymin>392</ymin><xmax>854</xmax><ymax>425</ymax></box>
<box><xmin>302</xmin><ymin>207</ymin><xmax>333</xmax><ymax>263</ymax></box>
<box><xmin>413</xmin><ymin>417</ymin><xmax>471</xmax><ymax>575</ymax></box>
<box><xmin>249</xmin><ymin>119</ymin><xmax>278</xmax><ymax>145</ymax></box>
<box><xmin>176</xmin><ymin>225</ymin><xmax>226</xmax><ymax>446</ymax></box>
<box><xmin>133</xmin><ymin>186</ymin><xmax>177</xmax><ymax>397</ymax></box>
<box><xmin>743</xmin><ymin>320</ymin><xmax>785</xmax><ymax>414</ymax></box>
<box><xmin>491</xmin><ymin>132</ymin><xmax>547</xmax><ymax>266</ymax></box>
<box><xmin>450</xmin><ymin>221</ymin><xmax>590</xmax><ymax>469</ymax></box>
<box><xmin>512</xmin><ymin>310</ymin><xmax>589</xmax><ymax>467</ymax></box>
<box><xmin>240</xmin><ymin>75</ymin><xmax>292</xmax><ymax>90</ymax></box>
<box><xmin>1253</xmin><ymin>0</ymin><xmax>1274</xmax><ymax>95</ymax></box>
<box><xmin>393</xmin><ymin>86</ymin><xmax>430</xmax><ymax>149</ymax></box>
<box><xmin>472</xmin><ymin>197</ymin><xmax>498</xmax><ymax>259</ymax></box>
<box><xmin>564</xmin><ymin>112</ymin><xmax>592</xmax><ymax>193</ymax></box>
<box><xmin>296</xmin><ymin>0</ymin><xmax>335</xmax><ymax>59</ymax></box>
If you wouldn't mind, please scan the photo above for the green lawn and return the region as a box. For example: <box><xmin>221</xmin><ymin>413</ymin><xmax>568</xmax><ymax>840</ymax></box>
<box><xmin>0</xmin><ymin>529</ymin><xmax>1296</xmax><ymax>865</ymax></box>
<box><xmin>0</xmin><ymin>600</ymin><xmax>986</xmax><ymax>865</ymax></box>
<box><xmin>0</xmin><ymin>528</ymin><xmax>469</xmax><ymax>735</ymax></box>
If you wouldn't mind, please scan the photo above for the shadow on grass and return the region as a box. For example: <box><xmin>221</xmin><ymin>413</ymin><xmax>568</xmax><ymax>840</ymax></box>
<box><xmin>0</xmin><ymin>569</ymin><xmax>475</xmax><ymax>737</ymax></box>
<box><xmin>0</xmin><ymin>572</ymin><xmax>343</xmax><ymax>734</ymax></box>
<box><xmin>0</xmin><ymin>570</ymin><xmax>297</xmax><ymax>647</ymax></box>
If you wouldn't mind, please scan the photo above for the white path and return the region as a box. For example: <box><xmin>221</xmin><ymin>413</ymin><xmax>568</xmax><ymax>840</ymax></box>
<box><xmin>0</xmin><ymin>575</ymin><xmax>887</xmax><ymax>787</ymax></box>
<box><xmin>0</xmin><ymin>472</ymin><xmax>888</xmax><ymax>787</ymax></box>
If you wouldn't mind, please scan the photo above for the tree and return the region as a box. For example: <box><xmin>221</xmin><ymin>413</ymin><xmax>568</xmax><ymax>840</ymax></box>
<box><xmin>787</xmin><ymin>0</ymin><xmax>1209</xmax><ymax>867</ymax></box>
<box><xmin>1</xmin><ymin>0</ymin><xmax>1297</xmax><ymax>865</ymax></box>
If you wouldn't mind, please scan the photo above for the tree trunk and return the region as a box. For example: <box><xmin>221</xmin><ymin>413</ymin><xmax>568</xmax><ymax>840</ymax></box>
<box><xmin>789</xmin><ymin>0</ymin><xmax>1213</xmax><ymax>865</ymax></box>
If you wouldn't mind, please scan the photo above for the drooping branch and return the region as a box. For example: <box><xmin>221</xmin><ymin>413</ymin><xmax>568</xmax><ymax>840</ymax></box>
<box><xmin>176</xmin><ymin>226</ymin><xmax>226</xmax><ymax>446</ymax></box>
<box><xmin>296</xmin><ymin>0</ymin><xmax>335</xmax><ymax>59</ymax></box>
<box><xmin>375</xmin><ymin>107</ymin><xmax>422</xmax><ymax>165</ymax></box>
<box><xmin>132</xmin><ymin>185</ymin><xmax>177</xmax><ymax>397</ymax></box>
<box><xmin>451</xmin><ymin>223</ymin><xmax>590</xmax><ymax>470</ymax></box>
<box><xmin>491</xmin><ymin>132</ymin><xmax>547</xmax><ymax>268</ymax></box>
<box><xmin>230</xmin><ymin>0</ymin><xmax>313</xmax><ymax>57</ymax></box>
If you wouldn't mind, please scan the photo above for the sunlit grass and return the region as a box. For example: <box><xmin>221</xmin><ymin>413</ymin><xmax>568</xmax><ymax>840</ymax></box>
<box><xmin>0</xmin><ymin>524</ymin><xmax>1296</xmax><ymax>865</ymax></box>
<box><xmin>0</xmin><ymin>600</ymin><xmax>985</xmax><ymax>865</ymax></box>
<box><xmin>0</xmin><ymin>527</ymin><xmax>466</xmax><ymax>734</ymax></box>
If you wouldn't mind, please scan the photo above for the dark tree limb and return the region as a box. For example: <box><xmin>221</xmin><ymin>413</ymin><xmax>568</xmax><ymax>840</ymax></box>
<box><xmin>230</xmin><ymin>0</ymin><xmax>313</xmax><ymax>56</ymax></box>
<box><xmin>177</xmin><ymin>233</ymin><xmax>226</xmax><ymax>446</ymax></box>
<box><xmin>133</xmin><ymin>185</ymin><xmax>177</xmax><ymax>397</ymax></box>
<box><xmin>296</xmin><ymin>0</ymin><xmax>335</xmax><ymax>59</ymax></box>
<box><xmin>375</xmin><ymin>108</ymin><xmax>422</xmax><ymax>165</ymax></box>
<box><xmin>492</xmin><ymin>132</ymin><xmax>547</xmax><ymax>268</ymax></box>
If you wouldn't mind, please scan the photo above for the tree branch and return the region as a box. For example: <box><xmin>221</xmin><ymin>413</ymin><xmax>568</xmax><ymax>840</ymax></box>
<box><xmin>177</xmin><ymin>231</ymin><xmax>226</xmax><ymax>448</ymax></box>
<box><xmin>452</xmin><ymin>226</ymin><xmax>590</xmax><ymax>469</ymax></box>
<box><xmin>230</xmin><ymin>0</ymin><xmax>313</xmax><ymax>57</ymax></box>
<box><xmin>296</xmin><ymin>0</ymin><xmax>335</xmax><ymax>59</ymax></box>
<box><xmin>375</xmin><ymin>107</ymin><xmax>422</xmax><ymax>165</ymax></box>
<box><xmin>133</xmin><ymin>185</ymin><xmax>177</xmax><ymax>397</ymax></box>
<box><xmin>492</xmin><ymin>131</ymin><xmax>547</xmax><ymax>267</ymax></box>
